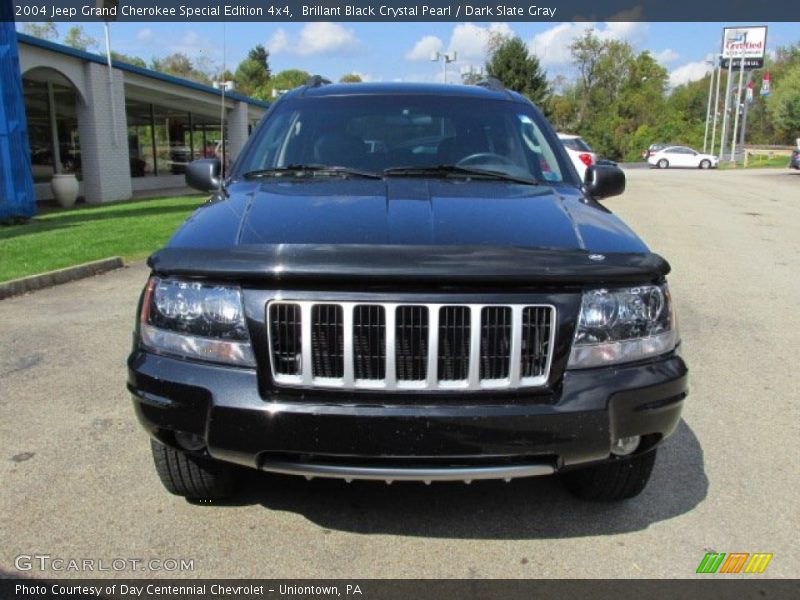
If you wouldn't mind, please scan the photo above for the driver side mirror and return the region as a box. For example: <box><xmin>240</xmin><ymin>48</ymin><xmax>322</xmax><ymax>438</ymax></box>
<box><xmin>583</xmin><ymin>164</ymin><xmax>625</xmax><ymax>200</ymax></box>
<box><xmin>186</xmin><ymin>158</ymin><xmax>221</xmax><ymax>192</ymax></box>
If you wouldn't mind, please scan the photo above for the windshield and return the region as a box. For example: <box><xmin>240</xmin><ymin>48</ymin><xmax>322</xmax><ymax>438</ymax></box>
<box><xmin>561</xmin><ymin>137</ymin><xmax>593</xmax><ymax>153</ymax></box>
<box><xmin>235</xmin><ymin>94</ymin><xmax>573</xmax><ymax>184</ymax></box>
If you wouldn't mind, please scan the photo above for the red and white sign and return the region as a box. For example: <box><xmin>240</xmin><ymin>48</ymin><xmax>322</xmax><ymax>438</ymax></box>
<box><xmin>721</xmin><ymin>26</ymin><xmax>768</xmax><ymax>69</ymax></box>
<box><xmin>761</xmin><ymin>72</ymin><xmax>771</xmax><ymax>96</ymax></box>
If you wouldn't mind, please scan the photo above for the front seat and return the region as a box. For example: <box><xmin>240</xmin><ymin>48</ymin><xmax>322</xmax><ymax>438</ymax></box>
<box><xmin>437</xmin><ymin>130</ymin><xmax>490</xmax><ymax>165</ymax></box>
<box><xmin>313</xmin><ymin>133</ymin><xmax>367</xmax><ymax>169</ymax></box>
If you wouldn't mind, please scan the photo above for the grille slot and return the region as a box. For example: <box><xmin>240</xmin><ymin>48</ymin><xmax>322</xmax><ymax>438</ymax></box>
<box><xmin>438</xmin><ymin>306</ymin><xmax>471</xmax><ymax>382</ymax></box>
<box><xmin>480</xmin><ymin>307</ymin><xmax>512</xmax><ymax>380</ymax></box>
<box><xmin>395</xmin><ymin>305</ymin><xmax>428</xmax><ymax>381</ymax></box>
<box><xmin>311</xmin><ymin>304</ymin><xmax>344</xmax><ymax>378</ymax></box>
<box><xmin>269</xmin><ymin>303</ymin><xmax>302</xmax><ymax>375</ymax></box>
<box><xmin>267</xmin><ymin>301</ymin><xmax>554</xmax><ymax>390</ymax></box>
<box><xmin>521</xmin><ymin>306</ymin><xmax>551</xmax><ymax>379</ymax></box>
<box><xmin>353</xmin><ymin>305</ymin><xmax>385</xmax><ymax>381</ymax></box>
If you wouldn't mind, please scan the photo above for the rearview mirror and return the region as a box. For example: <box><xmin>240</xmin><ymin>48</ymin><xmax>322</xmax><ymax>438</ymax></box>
<box><xmin>583</xmin><ymin>164</ymin><xmax>625</xmax><ymax>200</ymax></box>
<box><xmin>186</xmin><ymin>159</ymin><xmax>221</xmax><ymax>192</ymax></box>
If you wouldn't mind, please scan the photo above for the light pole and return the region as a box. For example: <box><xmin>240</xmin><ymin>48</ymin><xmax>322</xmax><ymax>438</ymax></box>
<box><xmin>719</xmin><ymin>29</ymin><xmax>739</xmax><ymax>160</ymax></box>
<box><xmin>431</xmin><ymin>51</ymin><xmax>457</xmax><ymax>84</ymax></box>
<box><xmin>212</xmin><ymin>79</ymin><xmax>234</xmax><ymax>186</ymax></box>
<box><xmin>730</xmin><ymin>40</ymin><xmax>748</xmax><ymax>163</ymax></box>
<box><xmin>703</xmin><ymin>54</ymin><xmax>717</xmax><ymax>153</ymax></box>
<box><xmin>710</xmin><ymin>52</ymin><xmax>723</xmax><ymax>157</ymax></box>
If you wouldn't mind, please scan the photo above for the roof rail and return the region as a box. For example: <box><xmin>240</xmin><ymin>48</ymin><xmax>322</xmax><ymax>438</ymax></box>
<box><xmin>474</xmin><ymin>77</ymin><xmax>505</xmax><ymax>92</ymax></box>
<box><xmin>305</xmin><ymin>75</ymin><xmax>332</xmax><ymax>88</ymax></box>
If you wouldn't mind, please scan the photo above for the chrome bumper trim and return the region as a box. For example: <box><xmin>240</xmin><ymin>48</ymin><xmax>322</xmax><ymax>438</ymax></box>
<box><xmin>259</xmin><ymin>460</ymin><xmax>555</xmax><ymax>483</ymax></box>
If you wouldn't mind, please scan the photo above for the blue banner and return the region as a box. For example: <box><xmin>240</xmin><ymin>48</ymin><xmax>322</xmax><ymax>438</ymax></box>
<box><xmin>0</xmin><ymin>0</ymin><xmax>36</xmax><ymax>219</ymax></box>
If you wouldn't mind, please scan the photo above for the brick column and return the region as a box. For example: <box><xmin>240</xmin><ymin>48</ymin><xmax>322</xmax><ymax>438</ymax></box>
<box><xmin>227</xmin><ymin>101</ymin><xmax>249</xmax><ymax>163</ymax></box>
<box><xmin>76</xmin><ymin>62</ymin><xmax>131</xmax><ymax>204</ymax></box>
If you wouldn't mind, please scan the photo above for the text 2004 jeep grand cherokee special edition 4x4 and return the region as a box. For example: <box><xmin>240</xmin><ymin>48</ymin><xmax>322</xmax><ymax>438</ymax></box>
<box><xmin>127</xmin><ymin>79</ymin><xmax>688</xmax><ymax>502</ymax></box>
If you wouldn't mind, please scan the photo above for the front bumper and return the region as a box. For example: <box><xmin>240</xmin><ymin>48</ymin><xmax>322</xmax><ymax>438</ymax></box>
<box><xmin>128</xmin><ymin>350</ymin><xmax>687</xmax><ymax>480</ymax></box>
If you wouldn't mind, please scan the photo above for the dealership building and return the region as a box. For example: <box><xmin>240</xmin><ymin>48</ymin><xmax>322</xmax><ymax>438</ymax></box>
<box><xmin>14</xmin><ymin>32</ymin><xmax>269</xmax><ymax>205</ymax></box>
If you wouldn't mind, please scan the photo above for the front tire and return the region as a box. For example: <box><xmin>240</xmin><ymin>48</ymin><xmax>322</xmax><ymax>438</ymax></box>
<box><xmin>561</xmin><ymin>450</ymin><xmax>657</xmax><ymax>502</ymax></box>
<box><xmin>699</xmin><ymin>159</ymin><xmax>711</xmax><ymax>169</ymax></box>
<box><xmin>150</xmin><ymin>439</ymin><xmax>239</xmax><ymax>500</ymax></box>
<box><xmin>657</xmin><ymin>159</ymin><xmax>669</xmax><ymax>169</ymax></box>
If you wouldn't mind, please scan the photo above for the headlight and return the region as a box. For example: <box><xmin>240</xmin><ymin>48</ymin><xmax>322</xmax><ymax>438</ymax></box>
<box><xmin>567</xmin><ymin>284</ymin><xmax>678</xmax><ymax>369</ymax></box>
<box><xmin>139</xmin><ymin>277</ymin><xmax>255</xmax><ymax>367</ymax></box>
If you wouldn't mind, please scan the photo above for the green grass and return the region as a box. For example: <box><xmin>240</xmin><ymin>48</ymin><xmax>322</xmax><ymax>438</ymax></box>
<box><xmin>720</xmin><ymin>154</ymin><xmax>792</xmax><ymax>169</ymax></box>
<box><xmin>0</xmin><ymin>195</ymin><xmax>206</xmax><ymax>282</ymax></box>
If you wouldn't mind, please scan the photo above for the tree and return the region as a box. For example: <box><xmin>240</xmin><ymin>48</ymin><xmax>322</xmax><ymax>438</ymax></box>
<box><xmin>247</xmin><ymin>44</ymin><xmax>271</xmax><ymax>79</ymax></box>
<box><xmin>63</xmin><ymin>26</ymin><xmax>97</xmax><ymax>52</ymax></box>
<box><xmin>339</xmin><ymin>73</ymin><xmax>362</xmax><ymax>83</ymax></box>
<box><xmin>747</xmin><ymin>43</ymin><xmax>800</xmax><ymax>144</ymax></box>
<box><xmin>570</xmin><ymin>31</ymin><xmax>603</xmax><ymax>94</ymax></box>
<box><xmin>262</xmin><ymin>69</ymin><xmax>312</xmax><ymax>98</ymax></box>
<box><xmin>23</xmin><ymin>22</ymin><xmax>58</xmax><ymax>41</ymax></box>
<box><xmin>565</xmin><ymin>31</ymin><xmax>671</xmax><ymax>160</ymax></box>
<box><xmin>110</xmin><ymin>51</ymin><xmax>146</xmax><ymax>68</ymax></box>
<box><xmin>485</xmin><ymin>36</ymin><xmax>549</xmax><ymax>108</ymax></box>
<box><xmin>460</xmin><ymin>67</ymin><xmax>484</xmax><ymax>85</ymax></box>
<box><xmin>151</xmin><ymin>53</ymin><xmax>212</xmax><ymax>85</ymax></box>
<box><xmin>235</xmin><ymin>58</ymin><xmax>270</xmax><ymax>96</ymax></box>
<box><xmin>767</xmin><ymin>64</ymin><xmax>800</xmax><ymax>136</ymax></box>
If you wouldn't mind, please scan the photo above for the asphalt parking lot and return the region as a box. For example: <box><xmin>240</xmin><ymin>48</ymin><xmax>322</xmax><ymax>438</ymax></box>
<box><xmin>1</xmin><ymin>167</ymin><xmax>798</xmax><ymax>579</ymax></box>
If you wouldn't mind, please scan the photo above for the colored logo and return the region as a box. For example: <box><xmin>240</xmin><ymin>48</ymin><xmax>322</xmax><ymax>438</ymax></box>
<box><xmin>696</xmin><ymin>552</ymin><xmax>773</xmax><ymax>574</ymax></box>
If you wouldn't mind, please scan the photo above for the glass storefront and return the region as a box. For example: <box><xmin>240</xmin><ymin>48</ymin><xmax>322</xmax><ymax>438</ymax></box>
<box><xmin>126</xmin><ymin>100</ymin><xmax>224</xmax><ymax>177</ymax></box>
<box><xmin>23</xmin><ymin>66</ymin><xmax>256</xmax><ymax>184</ymax></box>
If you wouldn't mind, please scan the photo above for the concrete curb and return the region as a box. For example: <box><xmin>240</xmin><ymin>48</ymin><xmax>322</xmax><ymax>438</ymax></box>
<box><xmin>0</xmin><ymin>257</ymin><xmax>125</xmax><ymax>300</ymax></box>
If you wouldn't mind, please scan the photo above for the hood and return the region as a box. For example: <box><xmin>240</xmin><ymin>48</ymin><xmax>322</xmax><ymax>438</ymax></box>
<box><xmin>168</xmin><ymin>178</ymin><xmax>648</xmax><ymax>254</ymax></box>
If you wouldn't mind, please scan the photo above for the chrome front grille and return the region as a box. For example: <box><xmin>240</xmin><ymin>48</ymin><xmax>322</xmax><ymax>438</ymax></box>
<box><xmin>267</xmin><ymin>301</ymin><xmax>555</xmax><ymax>391</ymax></box>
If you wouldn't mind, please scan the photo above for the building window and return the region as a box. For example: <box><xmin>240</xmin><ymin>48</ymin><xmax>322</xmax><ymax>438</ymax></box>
<box><xmin>126</xmin><ymin>99</ymin><xmax>155</xmax><ymax>177</ymax></box>
<box><xmin>22</xmin><ymin>74</ymin><xmax>80</xmax><ymax>184</ymax></box>
<box><xmin>153</xmin><ymin>105</ymin><xmax>191</xmax><ymax>174</ymax></box>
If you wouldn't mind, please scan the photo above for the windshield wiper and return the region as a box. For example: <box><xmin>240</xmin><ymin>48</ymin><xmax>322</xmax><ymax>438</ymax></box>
<box><xmin>242</xmin><ymin>164</ymin><xmax>382</xmax><ymax>180</ymax></box>
<box><xmin>383</xmin><ymin>164</ymin><xmax>539</xmax><ymax>185</ymax></box>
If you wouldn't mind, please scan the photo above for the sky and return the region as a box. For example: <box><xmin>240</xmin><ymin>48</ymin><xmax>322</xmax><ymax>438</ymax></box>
<box><xmin>22</xmin><ymin>21</ymin><xmax>799</xmax><ymax>88</ymax></box>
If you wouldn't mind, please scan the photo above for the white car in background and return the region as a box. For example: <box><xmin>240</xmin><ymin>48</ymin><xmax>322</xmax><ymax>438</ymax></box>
<box><xmin>648</xmin><ymin>146</ymin><xmax>718</xmax><ymax>169</ymax></box>
<box><xmin>558</xmin><ymin>133</ymin><xmax>597</xmax><ymax>181</ymax></box>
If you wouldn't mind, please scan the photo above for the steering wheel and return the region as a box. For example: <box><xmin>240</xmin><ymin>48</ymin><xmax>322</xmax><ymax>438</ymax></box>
<box><xmin>456</xmin><ymin>152</ymin><xmax>515</xmax><ymax>167</ymax></box>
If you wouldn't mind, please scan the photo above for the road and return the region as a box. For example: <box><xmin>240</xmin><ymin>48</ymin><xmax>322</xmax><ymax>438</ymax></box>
<box><xmin>1</xmin><ymin>168</ymin><xmax>798</xmax><ymax>579</ymax></box>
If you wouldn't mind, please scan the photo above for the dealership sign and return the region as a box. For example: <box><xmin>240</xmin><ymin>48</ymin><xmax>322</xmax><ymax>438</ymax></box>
<box><xmin>721</xmin><ymin>26</ymin><xmax>767</xmax><ymax>69</ymax></box>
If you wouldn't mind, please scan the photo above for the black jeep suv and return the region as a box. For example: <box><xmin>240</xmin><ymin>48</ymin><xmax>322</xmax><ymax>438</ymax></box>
<box><xmin>128</xmin><ymin>80</ymin><xmax>687</xmax><ymax>502</ymax></box>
